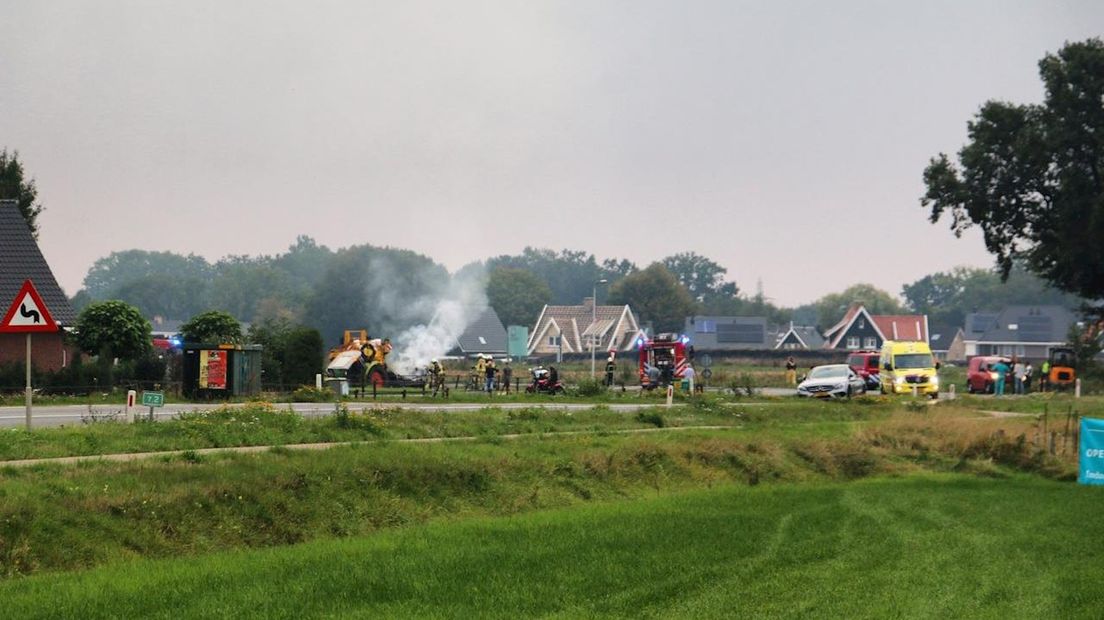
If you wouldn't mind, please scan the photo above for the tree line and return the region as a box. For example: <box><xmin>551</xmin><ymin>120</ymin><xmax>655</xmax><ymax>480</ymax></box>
<box><xmin>5</xmin><ymin>37</ymin><xmax>1100</xmax><ymax>378</ymax></box>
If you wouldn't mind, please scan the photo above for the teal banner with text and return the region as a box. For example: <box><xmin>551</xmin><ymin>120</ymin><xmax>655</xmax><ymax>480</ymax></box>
<box><xmin>1079</xmin><ymin>417</ymin><xmax>1104</xmax><ymax>485</ymax></box>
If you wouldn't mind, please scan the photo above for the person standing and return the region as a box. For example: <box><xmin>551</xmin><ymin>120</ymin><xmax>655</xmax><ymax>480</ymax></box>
<box><xmin>473</xmin><ymin>355</ymin><xmax>486</xmax><ymax>390</ymax></box>
<box><xmin>501</xmin><ymin>359</ymin><xmax>513</xmax><ymax>393</ymax></box>
<box><xmin>604</xmin><ymin>355</ymin><xmax>616</xmax><ymax>387</ymax></box>
<box><xmin>992</xmin><ymin>359</ymin><xmax>1010</xmax><ymax>396</ymax></box>
<box><xmin>1040</xmin><ymin>359</ymin><xmax>1051</xmax><ymax>392</ymax></box>
<box><xmin>785</xmin><ymin>357</ymin><xmax>797</xmax><ymax>386</ymax></box>
<box><xmin>484</xmin><ymin>358</ymin><xmax>497</xmax><ymax>394</ymax></box>
<box><xmin>1013</xmin><ymin>357</ymin><xmax>1026</xmax><ymax>395</ymax></box>
<box><xmin>683</xmin><ymin>364</ymin><xmax>696</xmax><ymax>394</ymax></box>
<box><xmin>429</xmin><ymin>358</ymin><xmax>445</xmax><ymax>397</ymax></box>
<box><xmin>1023</xmin><ymin>361</ymin><xmax>1034</xmax><ymax>393</ymax></box>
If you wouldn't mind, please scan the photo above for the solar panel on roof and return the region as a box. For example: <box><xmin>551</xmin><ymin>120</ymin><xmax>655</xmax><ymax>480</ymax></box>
<box><xmin>717</xmin><ymin>323</ymin><xmax>764</xmax><ymax>344</ymax></box>
<box><xmin>1017</xmin><ymin>315</ymin><xmax>1052</xmax><ymax>341</ymax></box>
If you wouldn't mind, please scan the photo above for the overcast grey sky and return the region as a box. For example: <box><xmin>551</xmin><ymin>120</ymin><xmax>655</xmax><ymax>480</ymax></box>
<box><xmin>2</xmin><ymin>1</ymin><xmax>1101</xmax><ymax>306</ymax></box>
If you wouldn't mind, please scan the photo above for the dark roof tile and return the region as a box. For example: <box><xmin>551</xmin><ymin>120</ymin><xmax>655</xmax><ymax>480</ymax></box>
<box><xmin>0</xmin><ymin>203</ymin><xmax>77</xmax><ymax>326</ymax></box>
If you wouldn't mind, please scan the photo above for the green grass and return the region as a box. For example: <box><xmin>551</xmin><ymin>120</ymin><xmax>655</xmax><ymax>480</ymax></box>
<box><xmin>0</xmin><ymin>401</ymin><xmax>1077</xmax><ymax>580</ymax></box>
<box><xmin>0</xmin><ymin>396</ymin><xmax>901</xmax><ymax>462</ymax></box>
<box><xmin>1</xmin><ymin>474</ymin><xmax>1100</xmax><ymax>618</ymax></box>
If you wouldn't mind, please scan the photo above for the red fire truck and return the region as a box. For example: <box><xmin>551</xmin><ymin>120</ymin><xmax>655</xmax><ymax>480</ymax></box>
<box><xmin>637</xmin><ymin>333</ymin><xmax>691</xmax><ymax>389</ymax></box>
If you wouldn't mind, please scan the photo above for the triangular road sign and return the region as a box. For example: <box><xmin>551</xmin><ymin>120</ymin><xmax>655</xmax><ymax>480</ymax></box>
<box><xmin>0</xmin><ymin>280</ymin><xmax>58</xmax><ymax>333</ymax></box>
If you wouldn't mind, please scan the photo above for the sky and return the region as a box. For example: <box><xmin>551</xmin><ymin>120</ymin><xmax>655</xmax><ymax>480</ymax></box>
<box><xmin>2</xmin><ymin>1</ymin><xmax>1101</xmax><ymax>307</ymax></box>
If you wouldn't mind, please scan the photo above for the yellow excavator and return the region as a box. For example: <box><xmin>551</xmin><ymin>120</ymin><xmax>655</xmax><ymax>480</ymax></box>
<box><xmin>326</xmin><ymin>330</ymin><xmax>394</xmax><ymax>387</ymax></box>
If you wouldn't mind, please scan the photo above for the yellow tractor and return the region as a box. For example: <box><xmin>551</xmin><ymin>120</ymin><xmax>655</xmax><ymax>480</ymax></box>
<box><xmin>327</xmin><ymin>330</ymin><xmax>394</xmax><ymax>388</ymax></box>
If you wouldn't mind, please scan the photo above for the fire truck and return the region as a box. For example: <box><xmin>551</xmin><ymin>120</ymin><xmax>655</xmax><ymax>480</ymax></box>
<box><xmin>637</xmin><ymin>333</ymin><xmax>691</xmax><ymax>389</ymax></box>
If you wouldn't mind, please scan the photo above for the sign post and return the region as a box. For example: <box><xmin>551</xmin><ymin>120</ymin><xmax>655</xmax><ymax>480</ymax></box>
<box><xmin>141</xmin><ymin>391</ymin><xmax>165</xmax><ymax>421</ymax></box>
<box><xmin>0</xmin><ymin>280</ymin><xmax>58</xmax><ymax>431</ymax></box>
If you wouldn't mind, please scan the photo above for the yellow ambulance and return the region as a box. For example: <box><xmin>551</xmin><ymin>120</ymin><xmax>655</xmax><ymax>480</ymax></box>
<box><xmin>879</xmin><ymin>340</ymin><xmax>939</xmax><ymax>399</ymax></box>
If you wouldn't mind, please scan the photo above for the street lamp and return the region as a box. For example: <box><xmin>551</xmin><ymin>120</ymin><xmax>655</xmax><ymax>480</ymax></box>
<box><xmin>591</xmin><ymin>279</ymin><xmax>608</xmax><ymax>378</ymax></box>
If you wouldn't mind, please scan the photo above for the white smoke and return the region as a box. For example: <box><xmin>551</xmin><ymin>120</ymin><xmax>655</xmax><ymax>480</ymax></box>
<box><xmin>388</xmin><ymin>265</ymin><xmax>488</xmax><ymax>375</ymax></box>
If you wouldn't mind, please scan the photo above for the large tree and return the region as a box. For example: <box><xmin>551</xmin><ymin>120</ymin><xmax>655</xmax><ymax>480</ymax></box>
<box><xmin>486</xmin><ymin>267</ymin><xmax>552</xmax><ymax>328</ymax></box>
<box><xmin>813</xmin><ymin>283</ymin><xmax>906</xmax><ymax>330</ymax></box>
<box><xmin>487</xmin><ymin>247</ymin><xmax>636</xmax><ymax>305</ymax></box>
<box><xmin>181</xmin><ymin>311</ymin><xmax>243</xmax><ymax>344</ymax></box>
<box><xmin>922</xmin><ymin>38</ymin><xmax>1104</xmax><ymax>304</ymax></box>
<box><xmin>82</xmin><ymin>250</ymin><xmax>213</xmax><ymax>300</ymax></box>
<box><xmin>902</xmin><ymin>265</ymin><xmax>1080</xmax><ymax>327</ymax></box>
<box><xmin>74</xmin><ymin>301</ymin><xmax>152</xmax><ymax>361</ymax></box>
<box><xmin>608</xmin><ymin>263</ymin><xmax>695</xmax><ymax>332</ymax></box>
<box><xmin>661</xmin><ymin>252</ymin><xmax>739</xmax><ymax>304</ymax></box>
<box><xmin>0</xmin><ymin>149</ymin><xmax>43</xmax><ymax>237</ymax></box>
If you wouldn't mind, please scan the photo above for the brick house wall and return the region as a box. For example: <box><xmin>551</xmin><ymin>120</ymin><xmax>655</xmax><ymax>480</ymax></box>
<box><xmin>0</xmin><ymin>332</ymin><xmax>73</xmax><ymax>372</ymax></box>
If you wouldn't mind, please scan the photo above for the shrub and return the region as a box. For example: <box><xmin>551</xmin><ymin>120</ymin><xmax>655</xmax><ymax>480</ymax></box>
<box><xmin>291</xmin><ymin>385</ymin><xmax>333</xmax><ymax>402</ymax></box>
<box><xmin>572</xmin><ymin>378</ymin><xmax>606</xmax><ymax>397</ymax></box>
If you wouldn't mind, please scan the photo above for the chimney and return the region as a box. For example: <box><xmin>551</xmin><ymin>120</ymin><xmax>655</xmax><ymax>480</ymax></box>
<box><xmin>582</xmin><ymin>297</ymin><xmax>595</xmax><ymax>311</ymax></box>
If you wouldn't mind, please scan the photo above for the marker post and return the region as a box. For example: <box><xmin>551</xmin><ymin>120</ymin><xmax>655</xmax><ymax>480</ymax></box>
<box><xmin>25</xmin><ymin>333</ymin><xmax>32</xmax><ymax>430</ymax></box>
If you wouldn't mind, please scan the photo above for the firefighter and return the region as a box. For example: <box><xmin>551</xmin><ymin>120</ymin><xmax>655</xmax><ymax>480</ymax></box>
<box><xmin>429</xmin><ymin>358</ymin><xmax>445</xmax><ymax>397</ymax></box>
<box><xmin>473</xmin><ymin>355</ymin><xmax>486</xmax><ymax>390</ymax></box>
<box><xmin>604</xmin><ymin>354</ymin><xmax>617</xmax><ymax>387</ymax></box>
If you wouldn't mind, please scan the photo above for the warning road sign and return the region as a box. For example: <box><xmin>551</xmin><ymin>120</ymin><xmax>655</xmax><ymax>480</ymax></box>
<box><xmin>0</xmin><ymin>280</ymin><xmax>58</xmax><ymax>333</ymax></box>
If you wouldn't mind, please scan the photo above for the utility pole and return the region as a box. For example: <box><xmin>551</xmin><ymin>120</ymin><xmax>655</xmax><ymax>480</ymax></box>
<box><xmin>591</xmin><ymin>279</ymin><xmax>608</xmax><ymax>378</ymax></box>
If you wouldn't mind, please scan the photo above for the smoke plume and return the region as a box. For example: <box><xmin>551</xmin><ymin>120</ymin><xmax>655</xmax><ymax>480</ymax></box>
<box><xmin>387</xmin><ymin>264</ymin><xmax>488</xmax><ymax>374</ymax></box>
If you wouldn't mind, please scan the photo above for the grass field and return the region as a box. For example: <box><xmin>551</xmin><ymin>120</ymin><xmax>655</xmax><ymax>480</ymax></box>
<box><xmin>0</xmin><ymin>394</ymin><xmax>1096</xmax><ymax>617</ymax></box>
<box><xmin>1</xmin><ymin>474</ymin><xmax>1100</xmax><ymax>619</ymax></box>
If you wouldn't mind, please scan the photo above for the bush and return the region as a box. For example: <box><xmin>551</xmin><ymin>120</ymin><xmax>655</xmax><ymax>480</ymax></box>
<box><xmin>572</xmin><ymin>378</ymin><xmax>607</xmax><ymax>397</ymax></box>
<box><xmin>291</xmin><ymin>385</ymin><xmax>333</xmax><ymax>402</ymax></box>
<box><xmin>634</xmin><ymin>411</ymin><xmax>665</xmax><ymax>428</ymax></box>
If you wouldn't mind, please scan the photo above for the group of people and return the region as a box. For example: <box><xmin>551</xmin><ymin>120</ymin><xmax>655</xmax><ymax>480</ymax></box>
<box><xmin>990</xmin><ymin>356</ymin><xmax>1052</xmax><ymax>396</ymax></box>
<box><xmin>470</xmin><ymin>354</ymin><xmax>514</xmax><ymax>394</ymax></box>
<box><xmin>426</xmin><ymin>355</ymin><xmax>516</xmax><ymax>396</ymax></box>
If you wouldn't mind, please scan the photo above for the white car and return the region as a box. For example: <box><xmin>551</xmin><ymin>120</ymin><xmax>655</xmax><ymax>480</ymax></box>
<box><xmin>796</xmin><ymin>364</ymin><xmax>866</xmax><ymax>399</ymax></box>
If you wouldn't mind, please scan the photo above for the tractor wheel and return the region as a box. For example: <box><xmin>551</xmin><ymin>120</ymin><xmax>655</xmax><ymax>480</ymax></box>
<box><xmin>367</xmin><ymin>368</ymin><xmax>386</xmax><ymax>388</ymax></box>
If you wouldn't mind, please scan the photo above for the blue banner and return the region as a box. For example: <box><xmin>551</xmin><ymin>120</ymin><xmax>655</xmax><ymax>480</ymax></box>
<box><xmin>1079</xmin><ymin>417</ymin><xmax>1104</xmax><ymax>485</ymax></box>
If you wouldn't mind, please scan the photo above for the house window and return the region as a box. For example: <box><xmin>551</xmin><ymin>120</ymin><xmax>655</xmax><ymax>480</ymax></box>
<box><xmin>478</xmin><ymin>336</ymin><xmax>487</xmax><ymax>345</ymax></box>
<box><xmin>864</xmin><ymin>337</ymin><xmax>877</xmax><ymax>349</ymax></box>
<box><xmin>548</xmin><ymin>336</ymin><xmax>561</xmax><ymax>346</ymax></box>
<box><xmin>695</xmin><ymin>320</ymin><xmax>716</xmax><ymax>334</ymax></box>
<box><xmin>846</xmin><ymin>337</ymin><xmax>860</xmax><ymax>349</ymax></box>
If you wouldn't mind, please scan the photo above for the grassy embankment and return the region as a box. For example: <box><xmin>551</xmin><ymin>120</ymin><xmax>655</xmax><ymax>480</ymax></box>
<box><xmin>1</xmin><ymin>474</ymin><xmax>1101</xmax><ymax>618</ymax></box>
<box><xmin>0</xmin><ymin>395</ymin><xmax>901</xmax><ymax>461</ymax></box>
<box><xmin>0</xmin><ymin>396</ymin><xmax>1081</xmax><ymax>580</ymax></box>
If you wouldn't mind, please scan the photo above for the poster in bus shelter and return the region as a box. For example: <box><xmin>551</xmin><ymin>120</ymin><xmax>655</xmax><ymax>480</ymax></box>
<box><xmin>199</xmin><ymin>350</ymin><xmax>228</xmax><ymax>390</ymax></box>
<box><xmin>1079</xmin><ymin>417</ymin><xmax>1104</xmax><ymax>486</ymax></box>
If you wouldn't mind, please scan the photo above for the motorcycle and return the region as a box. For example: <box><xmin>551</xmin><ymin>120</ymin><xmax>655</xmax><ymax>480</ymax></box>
<box><xmin>525</xmin><ymin>367</ymin><xmax>565</xmax><ymax>395</ymax></box>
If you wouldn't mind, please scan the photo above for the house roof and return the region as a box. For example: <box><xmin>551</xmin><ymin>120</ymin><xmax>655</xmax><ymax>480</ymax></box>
<box><xmin>528</xmin><ymin>302</ymin><xmax>638</xmax><ymax>353</ymax></box>
<box><xmin>964</xmin><ymin>312</ymin><xmax>1000</xmax><ymax>338</ymax></box>
<box><xmin>823</xmin><ymin>303</ymin><xmax>929</xmax><ymax>348</ymax></box>
<box><xmin>824</xmin><ymin>303</ymin><xmax>864</xmax><ymax>338</ymax></box>
<box><xmin>456</xmin><ymin>307</ymin><xmax>507</xmax><ymax>353</ymax></box>
<box><xmin>685</xmin><ymin>315</ymin><xmax>769</xmax><ymax>348</ymax></box>
<box><xmin>824</xmin><ymin>304</ymin><xmax>883</xmax><ymax>348</ymax></box>
<box><xmin>774</xmin><ymin>325</ymin><xmax>825</xmax><ymax>349</ymax></box>
<box><xmin>927</xmin><ymin>324</ymin><xmax>962</xmax><ymax>351</ymax></box>
<box><xmin>0</xmin><ymin>202</ymin><xmax>77</xmax><ymax>326</ymax></box>
<box><xmin>973</xmin><ymin>305</ymin><xmax>1076</xmax><ymax>344</ymax></box>
<box><xmin>871</xmin><ymin>315</ymin><xmax>928</xmax><ymax>342</ymax></box>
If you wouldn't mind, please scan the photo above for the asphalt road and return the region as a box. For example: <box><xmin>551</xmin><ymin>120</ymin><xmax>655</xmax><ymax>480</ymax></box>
<box><xmin>0</xmin><ymin>401</ymin><xmax>661</xmax><ymax>429</ymax></box>
<box><xmin>0</xmin><ymin>386</ymin><xmax>956</xmax><ymax>429</ymax></box>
